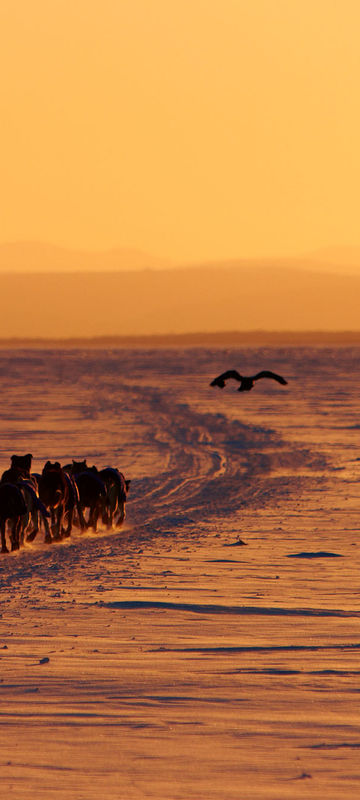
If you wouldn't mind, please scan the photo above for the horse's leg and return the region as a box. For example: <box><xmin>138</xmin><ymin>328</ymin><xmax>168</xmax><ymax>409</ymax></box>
<box><xmin>27</xmin><ymin>516</ymin><xmax>40</xmax><ymax>541</ymax></box>
<box><xmin>57</xmin><ymin>506</ymin><xmax>65</xmax><ymax>539</ymax></box>
<box><xmin>116</xmin><ymin>500</ymin><xmax>126</xmax><ymax>527</ymax></box>
<box><xmin>18</xmin><ymin>514</ymin><xmax>25</xmax><ymax>546</ymax></box>
<box><xmin>88</xmin><ymin>504</ymin><xmax>94</xmax><ymax>531</ymax></box>
<box><xmin>51</xmin><ymin>507</ymin><xmax>61</xmax><ymax>541</ymax></box>
<box><xmin>16</xmin><ymin>517</ymin><xmax>23</xmax><ymax>549</ymax></box>
<box><xmin>42</xmin><ymin>511</ymin><xmax>52</xmax><ymax>544</ymax></box>
<box><xmin>102</xmin><ymin>497</ymin><xmax>110</xmax><ymax>527</ymax></box>
<box><xmin>76</xmin><ymin>502</ymin><xmax>87</xmax><ymax>530</ymax></box>
<box><xmin>21</xmin><ymin>508</ymin><xmax>30</xmax><ymax>542</ymax></box>
<box><xmin>106</xmin><ymin>486</ymin><xmax>117</xmax><ymax>529</ymax></box>
<box><xmin>10</xmin><ymin>519</ymin><xmax>16</xmax><ymax>550</ymax></box>
<box><xmin>50</xmin><ymin>508</ymin><xmax>56</xmax><ymax>534</ymax></box>
<box><xmin>10</xmin><ymin>517</ymin><xmax>21</xmax><ymax>551</ymax></box>
<box><xmin>62</xmin><ymin>505</ymin><xmax>73</xmax><ymax>538</ymax></box>
<box><xmin>90</xmin><ymin>503</ymin><xmax>100</xmax><ymax>532</ymax></box>
<box><xmin>27</xmin><ymin>506</ymin><xmax>39</xmax><ymax>541</ymax></box>
<box><xmin>1</xmin><ymin>520</ymin><xmax>9</xmax><ymax>553</ymax></box>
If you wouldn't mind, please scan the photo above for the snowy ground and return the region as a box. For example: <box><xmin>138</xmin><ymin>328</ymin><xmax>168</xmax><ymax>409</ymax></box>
<box><xmin>1</xmin><ymin>346</ymin><xmax>360</xmax><ymax>799</ymax></box>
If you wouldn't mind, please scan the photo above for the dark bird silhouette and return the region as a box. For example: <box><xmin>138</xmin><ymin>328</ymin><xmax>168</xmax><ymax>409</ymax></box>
<box><xmin>210</xmin><ymin>369</ymin><xmax>288</xmax><ymax>392</ymax></box>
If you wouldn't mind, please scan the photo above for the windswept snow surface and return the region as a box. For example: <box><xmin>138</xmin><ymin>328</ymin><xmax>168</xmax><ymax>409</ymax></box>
<box><xmin>1</xmin><ymin>346</ymin><xmax>360</xmax><ymax>799</ymax></box>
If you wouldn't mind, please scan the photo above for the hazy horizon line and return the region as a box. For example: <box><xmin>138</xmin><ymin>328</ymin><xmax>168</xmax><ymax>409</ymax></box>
<box><xmin>1</xmin><ymin>330</ymin><xmax>360</xmax><ymax>349</ymax></box>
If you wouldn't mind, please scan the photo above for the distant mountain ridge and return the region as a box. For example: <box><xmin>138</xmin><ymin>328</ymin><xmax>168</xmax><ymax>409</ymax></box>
<box><xmin>1</xmin><ymin>241</ymin><xmax>360</xmax><ymax>274</ymax></box>
<box><xmin>0</xmin><ymin>241</ymin><xmax>173</xmax><ymax>272</ymax></box>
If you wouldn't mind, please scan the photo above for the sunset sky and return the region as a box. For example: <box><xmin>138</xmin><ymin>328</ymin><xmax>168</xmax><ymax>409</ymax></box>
<box><xmin>1</xmin><ymin>0</ymin><xmax>360</xmax><ymax>264</ymax></box>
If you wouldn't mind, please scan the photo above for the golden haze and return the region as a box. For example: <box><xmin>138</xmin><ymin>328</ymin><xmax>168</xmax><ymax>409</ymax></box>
<box><xmin>1</xmin><ymin>0</ymin><xmax>360</xmax><ymax>261</ymax></box>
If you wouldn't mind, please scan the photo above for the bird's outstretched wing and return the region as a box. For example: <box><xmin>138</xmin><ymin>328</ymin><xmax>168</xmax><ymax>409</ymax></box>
<box><xmin>252</xmin><ymin>371</ymin><xmax>287</xmax><ymax>385</ymax></box>
<box><xmin>210</xmin><ymin>369</ymin><xmax>243</xmax><ymax>388</ymax></box>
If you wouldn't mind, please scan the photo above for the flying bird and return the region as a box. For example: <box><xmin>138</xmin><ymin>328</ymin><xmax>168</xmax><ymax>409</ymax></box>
<box><xmin>210</xmin><ymin>369</ymin><xmax>288</xmax><ymax>392</ymax></box>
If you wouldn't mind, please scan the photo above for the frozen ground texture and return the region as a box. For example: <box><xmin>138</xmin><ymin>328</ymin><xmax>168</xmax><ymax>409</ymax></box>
<box><xmin>1</xmin><ymin>346</ymin><xmax>360</xmax><ymax>799</ymax></box>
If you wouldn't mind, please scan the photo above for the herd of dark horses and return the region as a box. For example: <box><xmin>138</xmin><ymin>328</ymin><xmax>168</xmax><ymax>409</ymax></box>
<box><xmin>0</xmin><ymin>453</ymin><xmax>131</xmax><ymax>554</ymax></box>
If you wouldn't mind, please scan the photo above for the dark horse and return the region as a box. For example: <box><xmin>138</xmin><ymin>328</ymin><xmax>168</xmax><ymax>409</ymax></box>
<box><xmin>69</xmin><ymin>461</ymin><xmax>107</xmax><ymax>532</ymax></box>
<box><xmin>38</xmin><ymin>462</ymin><xmax>70</xmax><ymax>541</ymax></box>
<box><xmin>1</xmin><ymin>454</ymin><xmax>51</xmax><ymax>544</ymax></box>
<box><xmin>0</xmin><ymin>482</ymin><xmax>27</xmax><ymax>553</ymax></box>
<box><xmin>98</xmin><ymin>467</ymin><xmax>131</xmax><ymax>528</ymax></box>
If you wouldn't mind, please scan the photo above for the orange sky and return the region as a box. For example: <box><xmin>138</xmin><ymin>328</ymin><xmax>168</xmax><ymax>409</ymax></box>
<box><xmin>1</xmin><ymin>0</ymin><xmax>360</xmax><ymax>263</ymax></box>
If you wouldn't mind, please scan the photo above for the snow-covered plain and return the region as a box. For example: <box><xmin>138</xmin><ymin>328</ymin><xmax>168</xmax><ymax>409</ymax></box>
<box><xmin>1</xmin><ymin>346</ymin><xmax>360</xmax><ymax>799</ymax></box>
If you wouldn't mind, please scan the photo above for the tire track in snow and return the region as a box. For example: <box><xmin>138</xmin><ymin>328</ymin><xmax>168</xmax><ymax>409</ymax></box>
<box><xmin>126</xmin><ymin>385</ymin><xmax>323</xmax><ymax>533</ymax></box>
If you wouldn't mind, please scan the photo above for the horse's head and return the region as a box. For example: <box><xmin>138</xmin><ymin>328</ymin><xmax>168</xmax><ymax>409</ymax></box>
<box><xmin>72</xmin><ymin>459</ymin><xmax>88</xmax><ymax>474</ymax></box>
<box><xmin>11</xmin><ymin>453</ymin><xmax>33</xmax><ymax>474</ymax></box>
<box><xmin>43</xmin><ymin>460</ymin><xmax>62</xmax><ymax>473</ymax></box>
